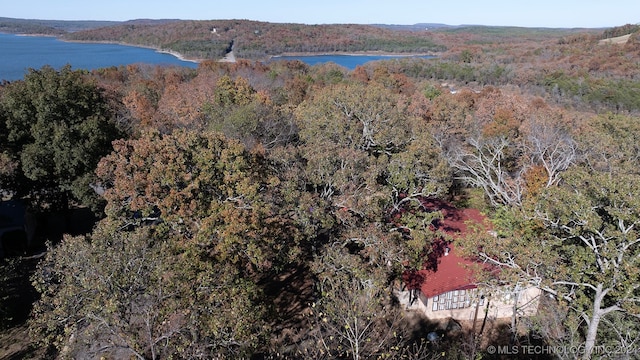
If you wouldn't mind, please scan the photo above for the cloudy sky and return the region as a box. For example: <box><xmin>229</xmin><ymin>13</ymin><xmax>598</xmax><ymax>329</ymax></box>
<box><xmin>3</xmin><ymin>0</ymin><xmax>639</xmax><ymax>28</ymax></box>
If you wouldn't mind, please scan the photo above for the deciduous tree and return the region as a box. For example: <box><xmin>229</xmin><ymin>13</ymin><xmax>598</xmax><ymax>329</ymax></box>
<box><xmin>462</xmin><ymin>168</ymin><xmax>640</xmax><ymax>359</ymax></box>
<box><xmin>96</xmin><ymin>129</ymin><xmax>306</xmax><ymax>273</ymax></box>
<box><xmin>299</xmin><ymin>247</ymin><xmax>408</xmax><ymax>359</ymax></box>
<box><xmin>536</xmin><ymin>169</ymin><xmax>640</xmax><ymax>359</ymax></box>
<box><xmin>0</xmin><ymin>65</ymin><xmax>121</xmax><ymax>211</ymax></box>
<box><xmin>30</xmin><ymin>221</ymin><xmax>269</xmax><ymax>359</ymax></box>
<box><xmin>295</xmin><ymin>82</ymin><xmax>452</xmax><ymax>269</ymax></box>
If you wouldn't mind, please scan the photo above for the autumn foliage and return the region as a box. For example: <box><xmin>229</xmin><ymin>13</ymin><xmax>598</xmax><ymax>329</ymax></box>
<box><xmin>1</xmin><ymin>23</ymin><xmax>640</xmax><ymax>359</ymax></box>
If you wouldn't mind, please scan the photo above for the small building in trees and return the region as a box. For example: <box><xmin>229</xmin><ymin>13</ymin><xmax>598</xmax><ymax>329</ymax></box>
<box><xmin>396</xmin><ymin>200</ymin><xmax>541</xmax><ymax>322</ymax></box>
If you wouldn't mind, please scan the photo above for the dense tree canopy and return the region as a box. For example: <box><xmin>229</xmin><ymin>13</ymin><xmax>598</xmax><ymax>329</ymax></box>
<box><xmin>460</xmin><ymin>113</ymin><xmax>640</xmax><ymax>359</ymax></box>
<box><xmin>1</xmin><ymin>22</ymin><xmax>639</xmax><ymax>359</ymax></box>
<box><xmin>96</xmin><ymin>129</ymin><xmax>309</xmax><ymax>273</ymax></box>
<box><xmin>0</xmin><ymin>65</ymin><xmax>121</xmax><ymax>211</ymax></box>
<box><xmin>30</xmin><ymin>222</ymin><xmax>269</xmax><ymax>359</ymax></box>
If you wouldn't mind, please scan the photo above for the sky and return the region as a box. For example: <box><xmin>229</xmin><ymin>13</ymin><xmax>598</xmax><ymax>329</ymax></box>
<box><xmin>3</xmin><ymin>0</ymin><xmax>639</xmax><ymax>28</ymax></box>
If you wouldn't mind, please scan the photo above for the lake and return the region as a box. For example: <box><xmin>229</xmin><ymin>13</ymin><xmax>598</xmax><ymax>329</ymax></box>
<box><xmin>0</xmin><ymin>33</ymin><xmax>198</xmax><ymax>81</ymax></box>
<box><xmin>0</xmin><ymin>33</ymin><xmax>435</xmax><ymax>81</ymax></box>
<box><xmin>271</xmin><ymin>54</ymin><xmax>435</xmax><ymax>70</ymax></box>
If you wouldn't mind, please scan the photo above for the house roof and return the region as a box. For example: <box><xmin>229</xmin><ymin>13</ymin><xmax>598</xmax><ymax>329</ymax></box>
<box><xmin>403</xmin><ymin>199</ymin><xmax>488</xmax><ymax>298</ymax></box>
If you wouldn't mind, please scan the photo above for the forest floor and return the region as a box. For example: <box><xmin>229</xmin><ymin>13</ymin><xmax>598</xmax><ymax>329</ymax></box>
<box><xmin>0</xmin><ymin>256</ymin><xmax>44</xmax><ymax>360</ymax></box>
<box><xmin>0</xmin><ymin>324</ymin><xmax>43</xmax><ymax>360</ymax></box>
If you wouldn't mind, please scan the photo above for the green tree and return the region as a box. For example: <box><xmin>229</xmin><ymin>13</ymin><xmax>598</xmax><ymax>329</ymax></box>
<box><xmin>300</xmin><ymin>247</ymin><xmax>407</xmax><ymax>359</ymax></box>
<box><xmin>288</xmin><ymin>81</ymin><xmax>457</xmax><ymax>357</ymax></box>
<box><xmin>31</xmin><ymin>127</ymin><xmax>331</xmax><ymax>358</ymax></box>
<box><xmin>201</xmin><ymin>75</ymin><xmax>255</xmax><ymax>129</ymax></box>
<box><xmin>577</xmin><ymin>113</ymin><xmax>640</xmax><ymax>175</ymax></box>
<box><xmin>0</xmin><ymin>65</ymin><xmax>121</xmax><ymax>212</ymax></box>
<box><xmin>96</xmin><ymin>129</ymin><xmax>307</xmax><ymax>273</ymax></box>
<box><xmin>536</xmin><ymin>169</ymin><xmax>640</xmax><ymax>359</ymax></box>
<box><xmin>295</xmin><ymin>82</ymin><xmax>451</xmax><ymax>208</ymax></box>
<box><xmin>295</xmin><ymin>82</ymin><xmax>452</xmax><ymax>271</ymax></box>
<box><xmin>30</xmin><ymin>221</ymin><xmax>268</xmax><ymax>359</ymax></box>
<box><xmin>463</xmin><ymin>168</ymin><xmax>640</xmax><ymax>359</ymax></box>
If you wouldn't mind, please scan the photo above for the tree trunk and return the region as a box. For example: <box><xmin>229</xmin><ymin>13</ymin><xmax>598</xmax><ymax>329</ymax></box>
<box><xmin>583</xmin><ymin>284</ymin><xmax>605</xmax><ymax>360</ymax></box>
<box><xmin>510</xmin><ymin>288</ymin><xmax>520</xmax><ymax>345</ymax></box>
<box><xmin>583</xmin><ymin>312</ymin><xmax>602</xmax><ymax>360</ymax></box>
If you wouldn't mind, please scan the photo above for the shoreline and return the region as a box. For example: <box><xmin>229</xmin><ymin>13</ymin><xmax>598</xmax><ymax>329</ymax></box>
<box><xmin>269</xmin><ymin>50</ymin><xmax>438</xmax><ymax>59</ymax></box>
<box><xmin>56</xmin><ymin>35</ymin><xmax>438</xmax><ymax>63</ymax></box>
<box><xmin>4</xmin><ymin>32</ymin><xmax>437</xmax><ymax>65</ymax></box>
<box><xmin>155</xmin><ymin>49</ymin><xmax>202</xmax><ymax>63</ymax></box>
<box><xmin>63</xmin><ymin>38</ymin><xmax>205</xmax><ymax>63</ymax></box>
<box><xmin>12</xmin><ymin>33</ymin><xmax>59</xmax><ymax>38</ymax></box>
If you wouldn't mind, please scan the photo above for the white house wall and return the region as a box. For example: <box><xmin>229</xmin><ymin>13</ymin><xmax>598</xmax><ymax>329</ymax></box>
<box><xmin>397</xmin><ymin>286</ymin><xmax>541</xmax><ymax>321</ymax></box>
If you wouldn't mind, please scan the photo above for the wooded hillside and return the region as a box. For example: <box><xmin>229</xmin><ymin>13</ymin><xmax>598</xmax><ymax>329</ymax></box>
<box><xmin>0</xmin><ymin>17</ymin><xmax>120</xmax><ymax>34</ymax></box>
<box><xmin>63</xmin><ymin>19</ymin><xmax>447</xmax><ymax>59</ymax></box>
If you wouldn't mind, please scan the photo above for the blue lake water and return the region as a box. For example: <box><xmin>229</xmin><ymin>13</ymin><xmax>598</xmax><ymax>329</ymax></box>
<box><xmin>0</xmin><ymin>33</ymin><xmax>198</xmax><ymax>81</ymax></box>
<box><xmin>271</xmin><ymin>54</ymin><xmax>435</xmax><ymax>70</ymax></box>
<box><xmin>0</xmin><ymin>33</ymin><xmax>435</xmax><ymax>81</ymax></box>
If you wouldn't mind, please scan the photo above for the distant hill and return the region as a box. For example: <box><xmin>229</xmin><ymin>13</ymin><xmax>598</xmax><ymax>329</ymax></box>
<box><xmin>600</xmin><ymin>23</ymin><xmax>640</xmax><ymax>39</ymax></box>
<box><xmin>3</xmin><ymin>17</ymin><xmax>632</xmax><ymax>62</ymax></box>
<box><xmin>439</xmin><ymin>25</ymin><xmax>598</xmax><ymax>37</ymax></box>
<box><xmin>62</xmin><ymin>19</ymin><xmax>448</xmax><ymax>60</ymax></box>
<box><xmin>0</xmin><ymin>17</ymin><xmax>121</xmax><ymax>34</ymax></box>
<box><xmin>373</xmin><ymin>23</ymin><xmax>456</xmax><ymax>31</ymax></box>
<box><xmin>121</xmin><ymin>19</ymin><xmax>181</xmax><ymax>26</ymax></box>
